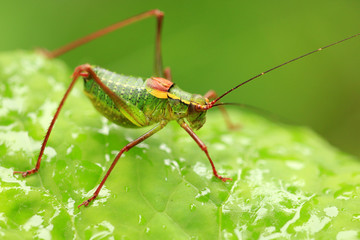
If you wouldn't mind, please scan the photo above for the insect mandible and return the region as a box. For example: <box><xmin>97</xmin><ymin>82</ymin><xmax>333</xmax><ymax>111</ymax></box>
<box><xmin>13</xmin><ymin>9</ymin><xmax>360</xmax><ymax>208</ymax></box>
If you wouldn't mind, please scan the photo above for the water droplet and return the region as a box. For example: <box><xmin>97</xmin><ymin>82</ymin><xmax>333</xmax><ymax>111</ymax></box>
<box><xmin>324</xmin><ymin>206</ymin><xmax>338</xmax><ymax>218</ymax></box>
<box><xmin>352</xmin><ymin>214</ymin><xmax>360</xmax><ymax>221</ymax></box>
<box><xmin>336</xmin><ymin>230</ymin><xmax>358</xmax><ymax>240</ymax></box>
<box><xmin>195</xmin><ymin>187</ymin><xmax>211</xmax><ymax>203</ymax></box>
<box><xmin>159</xmin><ymin>143</ymin><xmax>172</xmax><ymax>153</ymax></box>
<box><xmin>66</xmin><ymin>144</ymin><xmax>74</xmax><ymax>155</ymax></box>
<box><xmin>164</xmin><ymin>159</ymin><xmax>180</xmax><ymax>172</ymax></box>
<box><xmin>138</xmin><ymin>215</ymin><xmax>147</xmax><ymax>225</ymax></box>
<box><xmin>21</xmin><ymin>215</ymin><xmax>44</xmax><ymax>231</ymax></box>
<box><xmin>285</xmin><ymin>160</ymin><xmax>304</xmax><ymax>170</ymax></box>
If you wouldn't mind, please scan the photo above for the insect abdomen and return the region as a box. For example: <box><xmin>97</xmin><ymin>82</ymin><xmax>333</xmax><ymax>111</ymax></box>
<box><xmin>83</xmin><ymin>66</ymin><xmax>168</xmax><ymax>127</ymax></box>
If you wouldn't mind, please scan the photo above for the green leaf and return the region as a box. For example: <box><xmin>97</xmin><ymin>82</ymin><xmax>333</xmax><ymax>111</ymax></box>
<box><xmin>0</xmin><ymin>51</ymin><xmax>360</xmax><ymax>239</ymax></box>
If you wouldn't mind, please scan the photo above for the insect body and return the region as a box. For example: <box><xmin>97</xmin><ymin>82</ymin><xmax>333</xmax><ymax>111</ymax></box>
<box><xmin>13</xmin><ymin>9</ymin><xmax>360</xmax><ymax>208</ymax></box>
<box><xmin>84</xmin><ymin>66</ymin><xmax>207</xmax><ymax>130</ymax></box>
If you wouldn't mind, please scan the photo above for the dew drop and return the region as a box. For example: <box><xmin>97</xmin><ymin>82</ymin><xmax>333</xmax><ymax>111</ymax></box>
<box><xmin>195</xmin><ymin>187</ymin><xmax>211</xmax><ymax>203</ymax></box>
<box><xmin>138</xmin><ymin>214</ymin><xmax>147</xmax><ymax>225</ymax></box>
<box><xmin>189</xmin><ymin>203</ymin><xmax>197</xmax><ymax>211</ymax></box>
<box><xmin>352</xmin><ymin>214</ymin><xmax>360</xmax><ymax>221</ymax></box>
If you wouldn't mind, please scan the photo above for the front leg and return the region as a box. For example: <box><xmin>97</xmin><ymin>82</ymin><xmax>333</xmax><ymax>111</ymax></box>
<box><xmin>177</xmin><ymin>119</ymin><xmax>232</xmax><ymax>182</ymax></box>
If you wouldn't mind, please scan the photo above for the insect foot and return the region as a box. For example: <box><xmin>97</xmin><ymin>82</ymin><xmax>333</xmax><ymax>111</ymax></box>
<box><xmin>78</xmin><ymin>195</ymin><xmax>98</xmax><ymax>208</ymax></box>
<box><xmin>217</xmin><ymin>175</ymin><xmax>233</xmax><ymax>182</ymax></box>
<box><xmin>13</xmin><ymin>168</ymin><xmax>38</xmax><ymax>178</ymax></box>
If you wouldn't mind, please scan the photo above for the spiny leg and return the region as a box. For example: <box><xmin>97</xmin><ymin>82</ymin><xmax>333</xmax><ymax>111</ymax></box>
<box><xmin>42</xmin><ymin>9</ymin><xmax>165</xmax><ymax>77</ymax></box>
<box><xmin>13</xmin><ymin>67</ymin><xmax>83</xmax><ymax>177</ymax></box>
<box><xmin>177</xmin><ymin>119</ymin><xmax>232</xmax><ymax>182</ymax></box>
<box><xmin>14</xmin><ymin>64</ymin><xmax>144</xmax><ymax>177</ymax></box>
<box><xmin>204</xmin><ymin>90</ymin><xmax>240</xmax><ymax>130</ymax></box>
<box><xmin>78</xmin><ymin>121</ymin><xmax>167</xmax><ymax>208</ymax></box>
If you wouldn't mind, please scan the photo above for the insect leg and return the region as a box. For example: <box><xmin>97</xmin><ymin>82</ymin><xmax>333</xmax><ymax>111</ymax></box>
<box><xmin>163</xmin><ymin>67</ymin><xmax>172</xmax><ymax>81</ymax></box>
<box><xmin>42</xmin><ymin>9</ymin><xmax>165</xmax><ymax>77</ymax></box>
<box><xmin>76</xmin><ymin>64</ymin><xmax>149</xmax><ymax>126</ymax></box>
<box><xmin>13</xmin><ymin>66</ymin><xmax>85</xmax><ymax>177</ymax></box>
<box><xmin>13</xmin><ymin>63</ymin><xmax>149</xmax><ymax>177</ymax></box>
<box><xmin>78</xmin><ymin>120</ymin><xmax>168</xmax><ymax>208</ymax></box>
<box><xmin>177</xmin><ymin>119</ymin><xmax>232</xmax><ymax>182</ymax></box>
<box><xmin>204</xmin><ymin>90</ymin><xmax>240</xmax><ymax>130</ymax></box>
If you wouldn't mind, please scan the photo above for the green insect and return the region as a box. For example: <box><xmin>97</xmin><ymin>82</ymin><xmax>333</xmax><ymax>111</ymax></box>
<box><xmin>13</xmin><ymin>9</ymin><xmax>360</xmax><ymax>208</ymax></box>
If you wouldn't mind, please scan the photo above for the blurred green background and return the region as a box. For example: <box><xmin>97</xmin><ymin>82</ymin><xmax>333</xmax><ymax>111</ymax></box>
<box><xmin>0</xmin><ymin>0</ymin><xmax>359</xmax><ymax>156</ymax></box>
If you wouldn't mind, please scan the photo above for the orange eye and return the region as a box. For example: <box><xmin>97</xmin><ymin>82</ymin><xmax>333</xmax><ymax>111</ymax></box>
<box><xmin>195</xmin><ymin>105</ymin><xmax>204</xmax><ymax>111</ymax></box>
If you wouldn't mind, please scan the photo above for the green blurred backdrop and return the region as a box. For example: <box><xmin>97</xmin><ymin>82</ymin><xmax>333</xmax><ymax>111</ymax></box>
<box><xmin>1</xmin><ymin>0</ymin><xmax>359</xmax><ymax>156</ymax></box>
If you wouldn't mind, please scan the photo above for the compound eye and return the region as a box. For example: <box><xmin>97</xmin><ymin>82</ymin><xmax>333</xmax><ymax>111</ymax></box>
<box><xmin>195</xmin><ymin>104</ymin><xmax>205</xmax><ymax>112</ymax></box>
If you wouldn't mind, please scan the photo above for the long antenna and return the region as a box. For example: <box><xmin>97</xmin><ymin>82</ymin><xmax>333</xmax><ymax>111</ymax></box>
<box><xmin>203</xmin><ymin>32</ymin><xmax>360</xmax><ymax>110</ymax></box>
<box><xmin>212</xmin><ymin>102</ymin><xmax>288</xmax><ymax>122</ymax></box>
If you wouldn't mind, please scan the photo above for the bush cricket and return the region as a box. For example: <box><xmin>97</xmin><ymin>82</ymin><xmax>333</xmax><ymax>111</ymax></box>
<box><xmin>12</xmin><ymin>9</ymin><xmax>360</xmax><ymax>208</ymax></box>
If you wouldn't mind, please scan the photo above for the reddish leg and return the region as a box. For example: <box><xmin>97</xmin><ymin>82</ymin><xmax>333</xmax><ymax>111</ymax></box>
<box><xmin>42</xmin><ymin>9</ymin><xmax>165</xmax><ymax>77</ymax></box>
<box><xmin>177</xmin><ymin>119</ymin><xmax>232</xmax><ymax>182</ymax></box>
<box><xmin>13</xmin><ymin>67</ymin><xmax>82</xmax><ymax>177</ymax></box>
<box><xmin>14</xmin><ymin>64</ymin><xmax>128</xmax><ymax>177</ymax></box>
<box><xmin>204</xmin><ymin>90</ymin><xmax>240</xmax><ymax>130</ymax></box>
<box><xmin>163</xmin><ymin>67</ymin><xmax>172</xmax><ymax>81</ymax></box>
<box><xmin>78</xmin><ymin>121</ymin><xmax>167</xmax><ymax>208</ymax></box>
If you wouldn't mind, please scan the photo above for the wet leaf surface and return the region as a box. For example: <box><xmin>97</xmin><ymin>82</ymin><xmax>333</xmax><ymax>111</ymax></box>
<box><xmin>0</xmin><ymin>52</ymin><xmax>360</xmax><ymax>239</ymax></box>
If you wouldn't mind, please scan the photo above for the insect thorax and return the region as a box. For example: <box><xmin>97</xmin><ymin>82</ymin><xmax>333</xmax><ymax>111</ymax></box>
<box><xmin>167</xmin><ymin>85</ymin><xmax>207</xmax><ymax>130</ymax></box>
